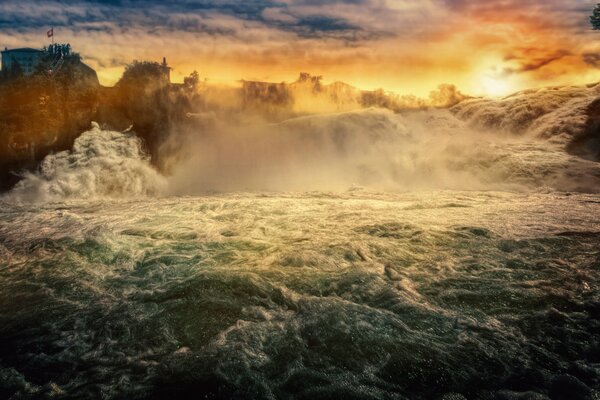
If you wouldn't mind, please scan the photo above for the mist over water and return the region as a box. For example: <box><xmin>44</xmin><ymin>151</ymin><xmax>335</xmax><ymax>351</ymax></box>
<box><xmin>1</xmin><ymin>87</ymin><xmax>600</xmax><ymax>399</ymax></box>
<box><xmin>6</xmin><ymin>83</ymin><xmax>600</xmax><ymax>202</ymax></box>
<box><xmin>5</xmin><ymin>123</ymin><xmax>165</xmax><ymax>203</ymax></box>
<box><xmin>165</xmin><ymin>107</ymin><xmax>600</xmax><ymax>194</ymax></box>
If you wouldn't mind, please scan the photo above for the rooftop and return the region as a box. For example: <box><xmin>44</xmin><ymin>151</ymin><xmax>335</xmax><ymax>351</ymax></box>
<box><xmin>2</xmin><ymin>47</ymin><xmax>42</xmax><ymax>53</ymax></box>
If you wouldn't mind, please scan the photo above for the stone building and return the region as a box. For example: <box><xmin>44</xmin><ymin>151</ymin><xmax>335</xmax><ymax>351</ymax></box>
<box><xmin>1</xmin><ymin>47</ymin><xmax>43</xmax><ymax>75</ymax></box>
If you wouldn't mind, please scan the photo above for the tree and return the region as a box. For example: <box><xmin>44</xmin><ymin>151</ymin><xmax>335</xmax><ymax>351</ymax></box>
<box><xmin>183</xmin><ymin>70</ymin><xmax>199</xmax><ymax>91</ymax></box>
<box><xmin>591</xmin><ymin>4</ymin><xmax>600</xmax><ymax>30</ymax></box>
<box><xmin>118</xmin><ymin>60</ymin><xmax>169</xmax><ymax>87</ymax></box>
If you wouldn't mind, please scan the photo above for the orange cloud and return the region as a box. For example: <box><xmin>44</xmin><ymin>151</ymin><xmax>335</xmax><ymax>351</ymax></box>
<box><xmin>0</xmin><ymin>1</ymin><xmax>598</xmax><ymax>96</ymax></box>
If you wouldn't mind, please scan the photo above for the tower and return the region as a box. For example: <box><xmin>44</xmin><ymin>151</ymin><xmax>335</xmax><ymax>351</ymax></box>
<box><xmin>161</xmin><ymin>57</ymin><xmax>171</xmax><ymax>82</ymax></box>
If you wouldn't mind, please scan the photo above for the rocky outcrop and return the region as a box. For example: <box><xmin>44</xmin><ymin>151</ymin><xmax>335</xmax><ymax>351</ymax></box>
<box><xmin>0</xmin><ymin>57</ymin><xmax>100</xmax><ymax>190</ymax></box>
<box><xmin>93</xmin><ymin>63</ymin><xmax>198</xmax><ymax>169</ymax></box>
<box><xmin>0</xmin><ymin>60</ymin><xmax>197</xmax><ymax>191</ymax></box>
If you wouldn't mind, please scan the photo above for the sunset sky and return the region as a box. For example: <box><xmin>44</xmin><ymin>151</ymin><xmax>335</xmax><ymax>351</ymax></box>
<box><xmin>1</xmin><ymin>0</ymin><xmax>600</xmax><ymax>96</ymax></box>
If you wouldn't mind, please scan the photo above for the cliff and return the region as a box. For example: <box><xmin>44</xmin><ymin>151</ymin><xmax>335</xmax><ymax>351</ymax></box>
<box><xmin>0</xmin><ymin>60</ymin><xmax>197</xmax><ymax>191</ymax></box>
<box><xmin>0</xmin><ymin>56</ymin><xmax>100</xmax><ymax>190</ymax></box>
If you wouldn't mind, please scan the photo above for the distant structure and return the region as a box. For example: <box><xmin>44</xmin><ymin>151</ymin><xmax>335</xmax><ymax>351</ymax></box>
<box><xmin>1</xmin><ymin>43</ymin><xmax>77</xmax><ymax>79</ymax></box>
<box><xmin>161</xmin><ymin>57</ymin><xmax>171</xmax><ymax>82</ymax></box>
<box><xmin>1</xmin><ymin>47</ymin><xmax>43</xmax><ymax>75</ymax></box>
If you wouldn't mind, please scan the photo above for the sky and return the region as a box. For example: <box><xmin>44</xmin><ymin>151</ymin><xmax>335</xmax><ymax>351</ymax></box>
<box><xmin>1</xmin><ymin>0</ymin><xmax>600</xmax><ymax>96</ymax></box>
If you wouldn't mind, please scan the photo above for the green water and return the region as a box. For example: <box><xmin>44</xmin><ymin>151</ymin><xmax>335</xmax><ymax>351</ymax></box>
<box><xmin>0</xmin><ymin>191</ymin><xmax>599</xmax><ymax>399</ymax></box>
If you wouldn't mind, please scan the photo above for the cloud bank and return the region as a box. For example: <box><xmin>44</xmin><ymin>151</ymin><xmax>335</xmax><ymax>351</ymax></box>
<box><xmin>0</xmin><ymin>1</ymin><xmax>599</xmax><ymax>95</ymax></box>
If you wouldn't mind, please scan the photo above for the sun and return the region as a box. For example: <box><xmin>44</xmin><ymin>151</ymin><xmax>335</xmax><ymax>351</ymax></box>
<box><xmin>480</xmin><ymin>75</ymin><xmax>513</xmax><ymax>98</ymax></box>
<box><xmin>479</xmin><ymin>73</ymin><xmax>516</xmax><ymax>97</ymax></box>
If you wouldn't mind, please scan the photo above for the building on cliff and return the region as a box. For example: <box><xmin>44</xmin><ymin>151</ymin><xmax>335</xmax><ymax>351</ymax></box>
<box><xmin>161</xmin><ymin>57</ymin><xmax>171</xmax><ymax>82</ymax></box>
<box><xmin>1</xmin><ymin>43</ymin><xmax>98</xmax><ymax>84</ymax></box>
<box><xmin>1</xmin><ymin>47</ymin><xmax>43</xmax><ymax>75</ymax></box>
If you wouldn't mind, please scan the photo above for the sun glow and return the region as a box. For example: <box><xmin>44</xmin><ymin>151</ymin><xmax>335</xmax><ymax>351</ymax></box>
<box><xmin>481</xmin><ymin>76</ymin><xmax>513</xmax><ymax>98</ymax></box>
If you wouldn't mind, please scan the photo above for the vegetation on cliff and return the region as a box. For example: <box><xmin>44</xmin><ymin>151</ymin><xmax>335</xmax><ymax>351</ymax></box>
<box><xmin>95</xmin><ymin>61</ymin><xmax>198</xmax><ymax>166</ymax></box>
<box><xmin>0</xmin><ymin>59</ymin><xmax>199</xmax><ymax>190</ymax></box>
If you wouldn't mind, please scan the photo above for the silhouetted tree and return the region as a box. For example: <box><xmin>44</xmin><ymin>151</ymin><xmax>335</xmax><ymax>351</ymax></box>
<box><xmin>118</xmin><ymin>60</ymin><xmax>169</xmax><ymax>87</ymax></box>
<box><xmin>591</xmin><ymin>4</ymin><xmax>600</xmax><ymax>30</ymax></box>
<box><xmin>183</xmin><ymin>70</ymin><xmax>199</xmax><ymax>91</ymax></box>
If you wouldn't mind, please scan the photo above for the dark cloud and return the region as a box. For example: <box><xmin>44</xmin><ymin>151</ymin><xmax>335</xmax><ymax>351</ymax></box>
<box><xmin>0</xmin><ymin>0</ymin><xmax>595</xmax><ymax>40</ymax></box>
<box><xmin>0</xmin><ymin>0</ymin><xmax>426</xmax><ymax>44</ymax></box>
<box><xmin>295</xmin><ymin>16</ymin><xmax>356</xmax><ymax>32</ymax></box>
<box><xmin>0</xmin><ymin>0</ymin><xmax>376</xmax><ymax>40</ymax></box>
<box><xmin>503</xmin><ymin>49</ymin><xmax>572</xmax><ymax>75</ymax></box>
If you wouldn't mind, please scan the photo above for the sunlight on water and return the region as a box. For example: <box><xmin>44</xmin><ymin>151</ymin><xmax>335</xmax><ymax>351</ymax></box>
<box><xmin>2</xmin><ymin>94</ymin><xmax>600</xmax><ymax>398</ymax></box>
<box><xmin>1</xmin><ymin>191</ymin><xmax>599</xmax><ymax>399</ymax></box>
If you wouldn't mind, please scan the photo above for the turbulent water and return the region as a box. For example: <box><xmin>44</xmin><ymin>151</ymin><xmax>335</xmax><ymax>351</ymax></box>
<box><xmin>1</xmin><ymin>192</ymin><xmax>599</xmax><ymax>399</ymax></box>
<box><xmin>1</xmin><ymin>88</ymin><xmax>600</xmax><ymax>399</ymax></box>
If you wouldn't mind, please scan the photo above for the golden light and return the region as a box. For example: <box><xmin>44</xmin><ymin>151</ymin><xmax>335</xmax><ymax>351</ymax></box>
<box><xmin>97</xmin><ymin>67</ymin><xmax>125</xmax><ymax>86</ymax></box>
<box><xmin>480</xmin><ymin>75</ymin><xmax>512</xmax><ymax>98</ymax></box>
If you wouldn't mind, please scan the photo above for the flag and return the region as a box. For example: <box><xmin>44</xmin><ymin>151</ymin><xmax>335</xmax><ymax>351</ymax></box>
<box><xmin>47</xmin><ymin>28</ymin><xmax>53</xmax><ymax>38</ymax></box>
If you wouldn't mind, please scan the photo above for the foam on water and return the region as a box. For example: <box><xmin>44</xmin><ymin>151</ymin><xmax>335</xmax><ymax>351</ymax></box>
<box><xmin>6</xmin><ymin>89</ymin><xmax>600</xmax><ymax>203</ymax></box>
<box><xmin>1</xmin><ymin>87</ymin><xmax>600</xmax><ymax>398</ymax></box>
<box><xmin>5</xmin><ymin>123</ymin><xmax>166</xmax><ymax>203</ymax></box>
<box><xmin>166</xmin><ymin>108</ymin><xmax>600</xmax><ymax>194</ymax></box>
<box><xmin>0</xmin><ymin>192</ymin><xmax>599</xmax><ymax>399</ymax></box>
